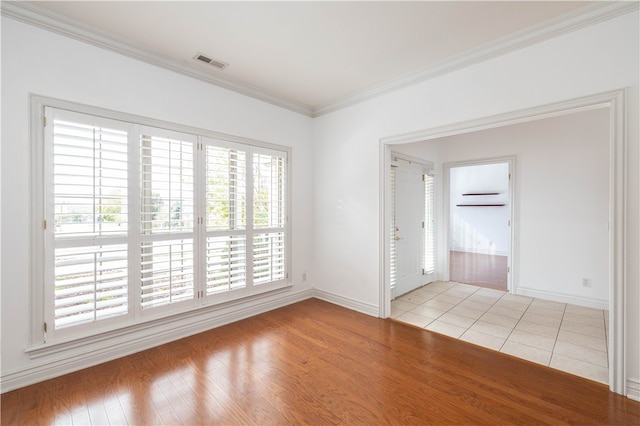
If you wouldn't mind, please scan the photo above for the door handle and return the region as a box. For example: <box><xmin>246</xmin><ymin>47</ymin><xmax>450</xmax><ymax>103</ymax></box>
<box><xmin>395</xmin><ymin>236</ymin><xmax>404</xmax><ymax>241</ymax></box>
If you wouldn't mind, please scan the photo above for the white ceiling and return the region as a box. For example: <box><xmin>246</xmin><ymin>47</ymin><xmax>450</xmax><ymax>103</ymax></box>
<box><xmin>9</xmin><ymin>1</ymin><xmax>612</xmax><ymax>115</ymax></box>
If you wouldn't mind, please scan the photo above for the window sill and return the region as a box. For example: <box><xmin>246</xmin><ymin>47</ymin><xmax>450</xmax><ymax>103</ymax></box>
<box><xmin>26</xmin><ymin>283</ymin><xmax>292</xmax><ymax>359</ymax></box>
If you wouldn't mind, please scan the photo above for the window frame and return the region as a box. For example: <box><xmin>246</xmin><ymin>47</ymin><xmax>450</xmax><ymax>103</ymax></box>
<box><xmin>30</xmin><ymin>95</ymin><xmax>292</xmax><ymax>347</ymax></box>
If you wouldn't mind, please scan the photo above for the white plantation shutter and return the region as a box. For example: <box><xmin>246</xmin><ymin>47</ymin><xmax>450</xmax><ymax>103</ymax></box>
<box><xmin>139</xmin><ymin>127</ymin><xmax>196</xmax><ymax>311</ymax></box>
<box><xmin>39</xmin><ymin>102</ymin><xmax>290</xmax><ymax>343</ymax></box>
<box><xmin>424</xmin><ymin>173</ymin><xmax>436</xmax><ymax>274</ymax></box>
<box><xmin>45</xmin><ymin>109</ymin><xmax>130</xmax><ymax>335</ymax></box>
<box><xmin>204</xmin><ymin>140</ymin><xmax>248</xmax><ymax>295</ymax></box>
<box><xmin>140</xmin><ymin>239</ymin><xmax>194</xmax><ymax>308</ymax></box>
<box><xmin>53</xmin><ymin>244</ymin><xmax>128</xmax><ymax>328</ymax></box>
<box><xmin>205</xmin><ymin>145</ymin><xmax>246</xmax><ymax>231</ymax></box>
<box><xmin>52</xmin><ymin>116</ymin><xmax>129</xmax><ymax>237</ymax></box>
<box><xmin>253</xmin><ymin>232</ymin><xmax>285</xmax><ymax>284</ymax></box>
<box><xmin>206</xmin><ymin>235</ymin><xmax>246</xmax><ymax>294</ymax></box>
<box><xmin>253</xmin><ymin>150</ymin><xmax>286</xmax><ymax>284</ymax></box>
<box><xmin>253</xmin><ymin>152</ymin><xmax>285</xmax><ymax>229</ymax></box>
<box><xmin>390</xmin><ymin>166</ymin><xmax>397</xmax><ymax>290</ymax></box>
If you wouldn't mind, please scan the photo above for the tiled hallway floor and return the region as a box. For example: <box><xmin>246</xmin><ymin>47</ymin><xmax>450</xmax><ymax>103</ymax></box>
<box><xmin>391</xmin><ymin>281</ymin><xmax>609</xmax><ymax>384</ymax></box>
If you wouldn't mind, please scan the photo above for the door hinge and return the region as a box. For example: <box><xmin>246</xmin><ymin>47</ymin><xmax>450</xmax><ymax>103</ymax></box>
<box><xmin>43</xmin><ymin>116</ymin><xmax>47</xmax><ymax>127</ymax></box>
<box><xmin>43</xmin><ymin>220</ymin><xmax>47</xmax><ymax>230</ymax></box>
<box><xmin>509</xmin><ymin>173</ymin><xmax>511</xmax><ymax>180</ymax></box>
<box><xmin>422</xmin><ymin>221</ymin><xmax>425</xmax><ymax>229</ymax></box>
<box><xmin>507</xmin><ymin>267</ymin><xmax>511</xmax><ymax>273</ymax></box>
<box><xmin>422</xmin><ymin>268</ymin><xmax>426</xmax><ymax>275</ymax></box>
<box><xmin>44</xmin><ymin>322</ymin><xmax>48</xmax><ymax>333</ymax></box>
<box><xmin>508</xmin><ymin>220</ymin><xmax>511</xmax><ymax>226</ymax></box>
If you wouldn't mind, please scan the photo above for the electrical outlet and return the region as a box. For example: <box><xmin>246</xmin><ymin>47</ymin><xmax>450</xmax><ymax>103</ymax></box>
<box><xmin>582</xmin><ymin>278</ymin><xmax>592</xmax><ymax>287</ymax></box>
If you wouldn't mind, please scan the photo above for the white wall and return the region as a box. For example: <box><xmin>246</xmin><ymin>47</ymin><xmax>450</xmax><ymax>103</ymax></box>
<box><xmin>449</xmin><ymin>163</ymin><xmax>511</xmax><ymax>256</ymax></box>
<box><xmin>1</xmin><ymin>17</ymin><xmax>314</xmax><ymax>390</ymax></box>
<box><xmin>313</xmin><ymin>11</ymin><xmax>639</xmax><ymax>393</ymax></box>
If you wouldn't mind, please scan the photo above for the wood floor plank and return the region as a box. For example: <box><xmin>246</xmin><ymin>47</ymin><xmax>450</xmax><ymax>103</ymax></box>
<box><xmin>2</xmin><ymin>298</ymin><xmax>639</xmax><ymax>425</ymax></box>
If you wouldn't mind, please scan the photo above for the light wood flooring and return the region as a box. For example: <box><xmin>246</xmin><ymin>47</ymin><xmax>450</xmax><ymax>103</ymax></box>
<box><xmin>450</xmin><ymin>250</ymin><xmax>508</xmax><ymax>291</ymax></box>
<box><xmin>2</xmin><ymin>298</ymin><xmax>638</xmax><ymax>425</ymax></box>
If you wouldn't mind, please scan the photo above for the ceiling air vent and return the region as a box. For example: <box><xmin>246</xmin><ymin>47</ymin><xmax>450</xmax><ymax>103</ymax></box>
<box><xmin>194</xmin><ymin>52</ymin><xmax>229</xmax><ymax>70</ymax></box>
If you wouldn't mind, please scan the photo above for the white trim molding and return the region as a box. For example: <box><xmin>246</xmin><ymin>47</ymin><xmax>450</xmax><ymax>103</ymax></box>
<box><xmin>313</xmin><ymin>289</ymin><xmax>379</xmax><ymax>318</ymax></box>
<box><xmin>0</xmin><ymin>1</ymin><xmax>313</xmax><ymax>117</ymax></box>
<box><xmin>1</xmin><ymin>1</ymin><xmax>637</xmax><ymax>118</ymax></box>
<box><xmin>311</xmin><ymin>1</ymin><xmax>638</xmax><ymax>116</ymax></box>
<box><xmin>516</xmin><ymin>288</ymin><xmax>609</xmax><ymax>311</ymax></box>
<box><xmin>627</xmin><ymin>378</ymin><xmax>640</xmax><ymax>402</ymax></box>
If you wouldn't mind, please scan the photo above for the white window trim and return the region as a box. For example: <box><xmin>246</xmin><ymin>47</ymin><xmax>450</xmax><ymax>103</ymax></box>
<box><xmin>29</xmin><ymin>94</ymin><xmax>292</xmax><ymax>351</ymax></box>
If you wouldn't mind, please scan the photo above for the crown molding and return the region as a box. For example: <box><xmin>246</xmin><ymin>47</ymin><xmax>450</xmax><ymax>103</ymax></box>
<box><xmin>2</xmin><ymin>1</ymin><xmax>638</xmax><ymax>118</ymax></box>
<box><xmin>312</xmin><ymin>1</ymin><xmax>639</xmax><ymax>117</ymax></box>
<box><xmin>0</xmin><ymin>1</ymin><xmax>315</xmax><ymax>117</ymax></box>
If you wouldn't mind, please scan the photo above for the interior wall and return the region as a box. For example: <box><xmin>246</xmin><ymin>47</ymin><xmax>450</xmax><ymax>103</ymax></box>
<box><xmin>399</xmin><ymin>109</ymin><xmax>610</xmax><ymax>307</ymax></box>
<box><xmin>1</xmin><ymin>17</ymin><xmax>314</xmax><ymax>389</ymax></box>
<box><xmin>312</xmin><ymin>11</ymin><xmax>638</xmax><ymax>391</ymax></box>
<box><xmin>449</xmin><ymin>163</ymin><xmax>511</xmax><ymax>256</ymax></box>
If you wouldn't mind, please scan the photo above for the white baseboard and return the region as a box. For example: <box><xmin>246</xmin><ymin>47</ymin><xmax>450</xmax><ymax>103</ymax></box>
<box><xmin>449</xmin><ymin>247</ymin><xmax>508</xmax><ymax>256</ymax></box>
<box><xmin>313</xmin><ymin>289</ymin><xmax>379</xmax><ymax>317</ymax></box>
<box><xmin>627</xmin><ymin>378</ymin><xmax>640</xmax><ymax>401</ymax></box>
<box><xmin>1</xmin><ymin>288</ymin><xmax>313</xmax><ymax>393</ymax></box>
<box><xmin>514</xmin><ymin>287</ymin><xmax>608</xmax><ymax>310</ymax></box>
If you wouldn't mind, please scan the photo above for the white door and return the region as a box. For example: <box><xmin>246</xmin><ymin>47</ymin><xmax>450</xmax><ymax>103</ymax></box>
<box><xmin>392</xmin><ymin>160</ymin><xmax>426</xmax><ymax>297</ymax></box>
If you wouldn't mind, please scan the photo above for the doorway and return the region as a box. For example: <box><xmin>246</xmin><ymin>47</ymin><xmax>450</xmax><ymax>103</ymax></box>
<box><xmin>380</xmin><ymin>90</ymin><xmax>626</xmax><ymax>395</ymax></box>
<box><xmin>390</xmin><ymin>154</ymin><xmax>436</xmax><ymax>299</ymax></box>
<box><xmin>447</xmin><ymin>160</ymin><xmax>512</xmax><ymax>291</ymax></box>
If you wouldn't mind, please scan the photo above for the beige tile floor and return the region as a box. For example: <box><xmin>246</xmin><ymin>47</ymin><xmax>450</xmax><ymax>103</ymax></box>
<box><xmin>391</xmin><ymin>281</ymin><xmax>609</xmax><ymax>384</ymax></box>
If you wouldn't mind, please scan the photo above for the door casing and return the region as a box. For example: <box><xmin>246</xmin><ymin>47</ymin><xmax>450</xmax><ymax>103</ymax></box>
<box><xmin>443</xmin><ymin>157</ymin><xmax>515</xmax><ymax>292</ymax></box>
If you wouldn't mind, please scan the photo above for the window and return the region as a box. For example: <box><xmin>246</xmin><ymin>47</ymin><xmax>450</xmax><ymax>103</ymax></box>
<box><xmin>139</xmin><ymin>127</ymin><xmax>197</xmax><ymax>313</ymax></box>
<box><xmin>37</xmin><ymin>103</ymin><xmax>290</xmax><ymax>343</ymax></box>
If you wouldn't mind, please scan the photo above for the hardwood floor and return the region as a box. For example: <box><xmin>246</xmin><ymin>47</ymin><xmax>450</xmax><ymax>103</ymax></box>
<box><xmin>450</xmin><ymin>250</ymin><xmax>508</xmax><ymax>290</ymax></box>
<box><xmin>2</xmin><ymin>299</ymin><xmax>638</xmax><ymax>425</ymax></box>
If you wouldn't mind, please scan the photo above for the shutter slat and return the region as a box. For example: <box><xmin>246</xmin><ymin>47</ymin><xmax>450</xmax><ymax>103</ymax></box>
<box><xmin>53</xmin><ymin>243</ymin><xmax>128</xmax><ymax>329</ymax></box>
<box><xmin>206</xmin><ymin>235</ymin><xmax>246</xmax><ymax>294</ymax></box>
<box><xmin>206</xmin><ymin>146</ymin><xmax>247</xmax><ymax>231</ymax></box>
<box><xmin>140</xmin><ymin>239</ymin><xmax>195</xmax><ymax>310</ymax></box>
<box><xmin>253</xmin><ymin>232</ymin><xmax>285</xmax><ymax>285</ymax></box>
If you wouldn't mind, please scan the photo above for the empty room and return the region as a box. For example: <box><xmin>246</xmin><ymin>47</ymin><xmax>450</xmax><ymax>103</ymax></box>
<box><xmin>2</xmin><ymin>1</ymin><xmax>639</xmax><ymax>424</ymax></box>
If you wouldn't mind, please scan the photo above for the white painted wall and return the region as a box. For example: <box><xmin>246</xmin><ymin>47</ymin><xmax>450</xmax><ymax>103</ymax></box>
<box><xmin>1</xmin><ymin>18</ymin><xmax>314</xmax><ymax>390</ymax></box>
<box><xmin>449</xmin><ymin>163</ymin><xmax>511</xmax><ymax>256</ymax></box>
<box><xmin>399</xmin><ymin>109</ymin><xmax>609</xmax><ymax>306</ymax></box>
<box><xmin>313</xmin><ymin>11</ymin><xmax>638</xmax><ymax>391</ymax></box>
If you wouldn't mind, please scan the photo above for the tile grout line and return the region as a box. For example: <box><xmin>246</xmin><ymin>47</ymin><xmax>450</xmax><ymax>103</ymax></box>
<box><xmin>496</xmin><ymin>296</ymin><xmax>533</xmax><ymax>355</ymax></box>
<box><xmin>425</xmin><ymin>283</ymin><xmax>502</xmax><ymax>334</ymax></box>
<box><xmin>459</xmin><ymin>288</ymin><xmax>507</xmax><ymax>342</ymax></box>
<box><xmin>549</xmin><ymin>302</ymin><xmax>568</xmax><ymax>367</ymax></box>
